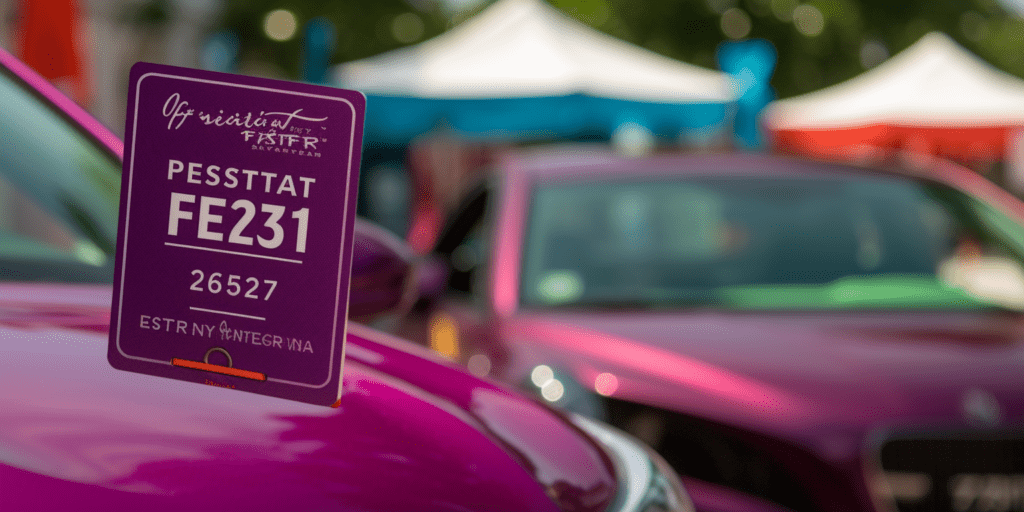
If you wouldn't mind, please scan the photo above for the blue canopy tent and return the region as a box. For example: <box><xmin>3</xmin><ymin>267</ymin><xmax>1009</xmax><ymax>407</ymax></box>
<box><xmin>331</xmin><ymin>0</ymin><xmax>736</xmax><ymax>237</ymax></box>
<box><xmin>357</xmin><ymin>94</ymin><xmax>732</xmax><ymax>145</ymax></box>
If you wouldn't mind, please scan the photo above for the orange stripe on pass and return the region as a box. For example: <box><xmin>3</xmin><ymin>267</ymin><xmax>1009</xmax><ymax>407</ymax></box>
<box><xmin>171</xmin><ymin>358</ymin><xmax>267</xmax><ymax>381</ymax></box>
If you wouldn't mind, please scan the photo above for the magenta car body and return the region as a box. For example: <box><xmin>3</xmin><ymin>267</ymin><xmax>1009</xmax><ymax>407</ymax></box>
<box><xmin>409</xmin><ymin>145</ymin><xmax>1024</xmax><ymax>512</ymax></box>
<box><xmin>0</xmin><ymin>49</ymin><xmax>695</xmax><ymax>512</ymax></box>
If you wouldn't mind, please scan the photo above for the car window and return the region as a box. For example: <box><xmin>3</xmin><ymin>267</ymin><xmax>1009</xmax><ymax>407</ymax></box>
<box><xmin>968</xmin><ymin>196</ymin><xmax>1024</xmax><ymax>259</ymax></box>
<box><xmin>0</xmin><ymin>66</ymin><xmax>120</xmax><ymax>283</ymax></box>
<box><xmin>519</xmin><ymin>174</ymin><xmax>1024</xmax><ymax>311</ymax></box>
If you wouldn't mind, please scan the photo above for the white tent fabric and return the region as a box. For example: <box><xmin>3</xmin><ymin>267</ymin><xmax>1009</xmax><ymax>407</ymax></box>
<box><xmin>333</xmin><ymin>0</ymin><xmax>733</xmax><ymax>103</ymax></box>
<box><xmin>764</xmin><ymin>32</ymin><xmax>1024</xmax><ymax>129</ymax></box>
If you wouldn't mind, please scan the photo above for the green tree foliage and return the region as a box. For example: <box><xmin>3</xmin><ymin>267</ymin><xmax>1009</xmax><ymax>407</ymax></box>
<box><xmin>217</xmin><ymin>0</ymin><xmax>1024</xmax><ymax>98</ymax></box>
<box><xmin>551</xmin><ymin>0</ymin><xmax>1024</xmax><ymax>97</ymax></box>
<box><xmin>218</xmin><ymin>0</ymin><xmax>449</xmax><ymax>79</ymax></box>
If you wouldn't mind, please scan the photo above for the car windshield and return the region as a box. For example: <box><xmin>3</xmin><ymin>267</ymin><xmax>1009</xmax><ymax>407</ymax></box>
<box><xmin>520</xmin><ymin>173</ymin><xmax>1024</xmax><ymax>311</ymax></box>
<box><xmin>0</xmin><ymin>66</ymin><xmax>120</xmax><ymax>283</ymax></box>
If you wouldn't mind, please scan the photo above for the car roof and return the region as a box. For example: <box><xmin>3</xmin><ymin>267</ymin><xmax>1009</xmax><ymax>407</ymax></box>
<box><xmin>0</xmin><ymin>46</ymin><xmax>122</xmax><ymax>159</ymax></box>
<box><xmin>498</xmin><ymin>145</ymin><xmax>966</xmax><ymax>186</ymax></box>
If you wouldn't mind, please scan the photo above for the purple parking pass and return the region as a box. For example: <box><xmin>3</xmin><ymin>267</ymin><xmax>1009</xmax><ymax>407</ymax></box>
<box><xmin>108</xmin><ymin>62</ymin><xmax>364</xmax><ymax>406</ymax></box>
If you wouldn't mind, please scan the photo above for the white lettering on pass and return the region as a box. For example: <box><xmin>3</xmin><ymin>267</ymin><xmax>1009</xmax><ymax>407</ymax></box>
<box><xmin>167</xmin><ymin>194</ymin><xmax>309</xmax><ymax>253</ymax></box>
<box><xmin>166</xmin><ymin>159</ymin><xmax>315</xmax><ymax>197</ymax></box>
<box><xmin>217</xmin><ymin>320</ymin><xmax>313</xmax><ymax>353</ymax></box>
<box><xmin>165</xmin><ymin>158</ymin><xmax>313</xmax><ymax>254</ymax></box>
<box><xmin>139</xmin><ymin>315</ymin><xmax>215</xmax><ymax>338</ymax></box>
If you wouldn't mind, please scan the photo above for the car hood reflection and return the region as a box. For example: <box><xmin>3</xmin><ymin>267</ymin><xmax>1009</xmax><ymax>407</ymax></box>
<box><xmin>509</xmin><ymin>309</ymin><xmax>1024</xmax><ymax>435</ymax></box>
<box><xmin>0</xmin><ymin>285</ymin><xmax>621</xmax><ymax>511</ymax></box>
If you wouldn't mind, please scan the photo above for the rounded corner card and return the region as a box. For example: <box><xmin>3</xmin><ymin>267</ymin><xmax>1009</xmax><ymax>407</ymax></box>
<box><xmin>108</xmin><ymin>62</ymin><xmax>364</xmax><ymax>406</ymax></box>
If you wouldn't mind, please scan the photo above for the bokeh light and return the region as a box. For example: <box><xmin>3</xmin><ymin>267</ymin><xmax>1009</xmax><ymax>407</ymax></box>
<box><xmin>612</xmin><ymin>121</ymin><xmax>656</xmax><ymax>156</ymax></box>
<box><xmin>541</xmin><ymin>379</ymin><xmax>565</xmax><ymax>402</ymax></box>
<box><xmin>705</xmin><ymin>0</ymin><xmax>737</xmax><ymax>15</ymax></box>
<box><xmin>263</xmin><ymin>9</ymin><xmax>298</xmax><ymax>42</ymax></box>
<box><xmin>594</xmin><ymin>373</ymin><xmax>619</xmax><ymax>396</ymax></box>
<box><xmin>721</xmin><ymin>8</ymin><xmax>752</xmax><ymax>40</ymax></box>
<box><xmin>428</xmin><ymin>312</ymin><xmax>460</xmax><ymax>360</ymax></box>
<box><xmin>392</xmin><ymin>12</ymin><xmax>425</xmax><ymax>44</ymax></box>
<box><xmin>771</xmin><ymin>0</ymin><xmax>797</xmax><ymax>22</ymax></box>
<box><xmin>531</xmin><ymin>364</ymin><xmax>554</xmax><ymax>387</ymax></box>
<box><xmin>793</xmin><ymin>5</ymin><xmax>825</xmax><ymax>36</ymax></box>
<box><xmin>859</xmin><ymin>39</ymin><xmax>889</xmax><ymax>69</ymax></box>
<box><xmin>467</xmin><ymin>353</ymin><xmax>491</xmax><ymax>377</ymax></box>
<box><xmin>537</xmin><ymin>270</ymin><xmax>584</xmax><ymax>304</ymax></box>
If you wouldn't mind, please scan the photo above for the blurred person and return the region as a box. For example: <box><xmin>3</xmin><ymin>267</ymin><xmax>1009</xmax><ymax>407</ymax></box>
<box><xmin>15</xmin><ymin>0</ymin><xmax>89</xmax><ymax>106</ymax></box>
<box><xmin>938</xmin><ymin>236</ymin><xmax>1024</xmax><ymax>309</ymax></box>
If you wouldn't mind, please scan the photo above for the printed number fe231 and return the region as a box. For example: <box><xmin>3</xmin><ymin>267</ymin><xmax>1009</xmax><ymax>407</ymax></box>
<box><xmin>190</xmin><ymin>270</ymin><xmax>277</xmax><ymax>300</ymax></box>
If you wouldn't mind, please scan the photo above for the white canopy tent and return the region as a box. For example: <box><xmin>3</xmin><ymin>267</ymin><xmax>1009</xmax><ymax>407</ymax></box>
<box><xmin>335</xmin><ymin>0</ymin><xmax>733</xmax><ymax>103</ymax></box>
<box><xmin>763</xmin><ymin>32</ymin><xmax>1024</xmax><ymax>170</ymax></box>
<box><xmin>332</xmin><ymin>0</ymin><xmax>736</xmax><ymax>147</ymax></box>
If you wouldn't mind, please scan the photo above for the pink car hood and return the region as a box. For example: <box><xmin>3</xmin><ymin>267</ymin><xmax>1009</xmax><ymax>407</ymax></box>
<box><xmin>507</xmin><ymin>309</ymin><xmax>1024</xmax><ymax>440</ymax></box>
<box><xmin>0</xmin><ymin>285</ymin><xmax>616</xmax><ymax>512</ymax></box>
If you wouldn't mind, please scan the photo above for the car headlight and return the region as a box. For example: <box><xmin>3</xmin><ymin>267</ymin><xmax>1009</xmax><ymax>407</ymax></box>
<box><xmin>527</xmin><ymin>364</ymin><xmax>607</xmax><ymax>420</ymax></box>
<box><xmin>572</xmin><ymin>414</ymin><xmax>695</xmax><ymax>512</ymax></box>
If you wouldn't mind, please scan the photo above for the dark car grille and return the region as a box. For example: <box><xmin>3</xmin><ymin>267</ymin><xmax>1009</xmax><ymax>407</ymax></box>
<box><xmin>605</xmin><ymin>399</ymin><xmax>856</xmax><ymax>512</ymax></box>
<box><xmin>878</xmin><ymin>434</ymin><xmax>1024</xmax><ymax>512</ymax></box>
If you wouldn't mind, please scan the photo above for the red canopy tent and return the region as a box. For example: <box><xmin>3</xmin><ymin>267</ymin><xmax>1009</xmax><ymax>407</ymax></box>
<box><xmin>762</xmin><ymin>32</ymin><xmax>1024</xmax><ymax>172</ymax></box>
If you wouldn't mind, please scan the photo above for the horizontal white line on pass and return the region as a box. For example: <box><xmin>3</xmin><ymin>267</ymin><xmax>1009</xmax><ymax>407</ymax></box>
<box><xmin>190</xmin><ymin>306</ymin><xmax>266</xmax><ymax>321</ymax></box>
<box><xmin>164</xmin><ymin>242</ymin><xmax>302</xmax><ymax>264</ymax></box>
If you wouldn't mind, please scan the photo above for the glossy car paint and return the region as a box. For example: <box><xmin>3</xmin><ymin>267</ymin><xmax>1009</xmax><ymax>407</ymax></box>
<box><xmin>0</xmin><ymin>48</ymin><xmax>619</xmax><ymax>511</ymax></box>
<box><xmin>422</xmin><ymin>148</ymin><xmax>1024</xmax><ymax>512</ymax></box>
<box><xmin>0</xmin><ymin>286</ymin><xmax>617</xmax><ymax>511</ymax></box>
<box><xmin>507</xmin><ymin>310</ymin><xmax>1024</xmax><ymax>428</ymax></box>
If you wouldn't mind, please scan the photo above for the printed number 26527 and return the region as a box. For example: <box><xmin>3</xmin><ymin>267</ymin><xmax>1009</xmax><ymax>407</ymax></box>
<box><xmin>190</xmin><ymin>269</ymin><xmax>277</xmax><ymax>300</ymax></box>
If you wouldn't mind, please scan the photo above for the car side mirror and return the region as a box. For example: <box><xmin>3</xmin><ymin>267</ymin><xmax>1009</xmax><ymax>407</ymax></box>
<box><xmin>348</xmin><ymin>218</ymin><xmax>418</xmax><ymax>324</ymax></box>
